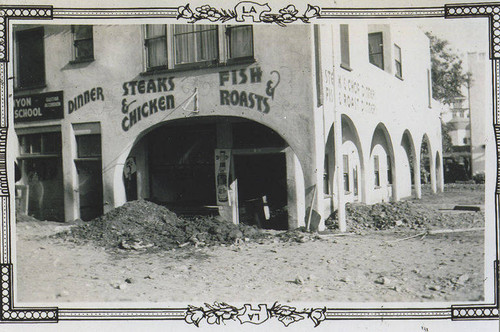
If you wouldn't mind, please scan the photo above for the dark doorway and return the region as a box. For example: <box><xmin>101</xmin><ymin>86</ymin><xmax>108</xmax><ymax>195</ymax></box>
<box><xmin>76</xmin><ymin>160</ymin><xmax>103</xmax><ymax>221</ymax></box>
<box><xmin>147</xmin><ymin>123</ymin><xmax>216</xmax><ymax>214</ymax></box>
<box><xmin>234</xmin><ymin>153</ymin><xmax>287</xmax><ymax>230</ymax></box>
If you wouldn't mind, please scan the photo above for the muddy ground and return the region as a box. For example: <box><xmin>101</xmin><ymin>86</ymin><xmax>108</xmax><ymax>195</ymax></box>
<box><xmin>15</xmin><ymin>184</ymin><xmax>484</xmax><ymax>303</ymax></box>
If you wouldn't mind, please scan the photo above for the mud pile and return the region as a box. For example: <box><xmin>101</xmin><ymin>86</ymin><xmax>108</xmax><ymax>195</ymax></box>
<box><xmin>61</xmin><ymin>200</ymin><xmax>266</xmax><ymax>250</ymax></box>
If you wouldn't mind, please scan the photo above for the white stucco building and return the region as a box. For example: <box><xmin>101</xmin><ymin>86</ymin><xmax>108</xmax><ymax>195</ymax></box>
<box><xmin>11</xmin><ymin>22</ymin><xmax>443</xmax><ymax>231</ymax></box>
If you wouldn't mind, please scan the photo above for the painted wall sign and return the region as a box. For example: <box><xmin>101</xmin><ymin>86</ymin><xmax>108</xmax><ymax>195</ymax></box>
<box><xmin>219</xmin><ymin>66</ymin><xmax>278</xmax><ymax>114</ymax></box>
<box><xmin>337</xmin><ymin>75</ymin><xmax>376</xmax><ymax>113</ymax></box>
<box><xmin>120</xmin><ymin>77</ymin><xmax>176</xmax><ymax>131</ymax></box>
<box><xmin>68</xmin><ymin>87</ymin><xmax>104</xmax><ymax>114</ymax></box>
<box><xmin>14</xmin><ymin>91</ymin><xmax>64</xmax><ymax>123</ymax></box>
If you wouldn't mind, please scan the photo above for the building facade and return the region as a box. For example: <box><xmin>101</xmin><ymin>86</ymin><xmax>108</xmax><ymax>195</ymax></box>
<box><xmin>11</xmin><ymin>22</ymin><xmax>443</xmax><ymax>230</ymax></box>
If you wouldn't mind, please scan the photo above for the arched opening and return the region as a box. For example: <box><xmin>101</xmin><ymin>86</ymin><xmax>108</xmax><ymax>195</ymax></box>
<box><xmin>420</xmin><ymin>134</ymin><xmax>432</xmax><ymax>185</ymax></box>
<box><xmin>123</xmin><ymin>116</ymin><xmax>303</xmax><ymax>230</ymax></box>
<box><xmin>400</xmin><ymin>130</ymin><xmax>417</xmax><ymax>198</ymax></box>
<box><xmin>323</xmin><ymin>115</ymin><xmax>364</xmax><ymax>217</ymax></box>
<box><xmin>369</xmin><ymin>123</ymin><xmax>395</xmax><ymax>203</ymax></box>
<box><xmin>341</xmin><ymin>115</ymin><xmax>364</xmax><ymax>203</ymax></box>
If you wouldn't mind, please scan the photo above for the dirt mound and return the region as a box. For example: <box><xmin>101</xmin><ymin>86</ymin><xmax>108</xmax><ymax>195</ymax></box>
<box><xmin>325</xmin><ymin>200</ymin><xmax>483</xmax><ymax>232</ymax></box>
<box><xmin>59</xmin><ymin>200</ymin><xmax>266</xmax><ymax>250</ymax></box>
<box><xmin>16</xmin><ymin>213</ymin><xmax>43</xmax><ymax>223</ymax></box>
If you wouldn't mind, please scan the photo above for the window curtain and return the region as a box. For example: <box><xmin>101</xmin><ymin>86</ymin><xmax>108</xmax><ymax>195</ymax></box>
<box><xmin>146</xmin><ymin>25</ymin><xmax>167</xmax><ymax>68</ymax></box>
<box><xmin>174</xmin><ymin>25</ymin><xmax>217</xmax><ymax>64</ymax></box>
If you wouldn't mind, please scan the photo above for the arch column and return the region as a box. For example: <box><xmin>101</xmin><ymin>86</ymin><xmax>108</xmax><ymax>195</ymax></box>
<box><xmin>414</xmin><ymin>153</ymin><xmax>422</xmax><ymax>199</ymax></box>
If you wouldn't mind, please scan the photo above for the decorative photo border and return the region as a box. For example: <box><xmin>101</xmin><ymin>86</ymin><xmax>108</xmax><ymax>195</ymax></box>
<box><xmin>0</xmin><ymin>1</ymin><xmax>498</xmax><ymax>328</ymax></box>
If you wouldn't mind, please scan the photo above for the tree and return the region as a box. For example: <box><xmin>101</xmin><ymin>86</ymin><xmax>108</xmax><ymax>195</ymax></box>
<box><xmin>426</xmin><ymin>32</ymin><xmax>471</xmax><ymax>105</ymax></box>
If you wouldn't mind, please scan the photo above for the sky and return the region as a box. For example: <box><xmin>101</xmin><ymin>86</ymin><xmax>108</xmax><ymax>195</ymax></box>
<box><xmin>419</xmin><ymin>17</ymin><xmax>490</xmax><ymax>55</ymax></box>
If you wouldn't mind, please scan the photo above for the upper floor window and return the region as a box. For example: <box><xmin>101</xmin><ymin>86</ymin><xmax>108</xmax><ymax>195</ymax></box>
<box><xmin>144</xmin><ymin>24</ymin><xmax>254</xmax><ymax>72</ymax></box>
<box><xmin>394</xmin><ymin>44</ymin><xmax>402</xmax><ymax>79</ymax></box>
<box><xmin>226</xmin><ymin>25</ymin><xmax>253</xmax><ymax>61</ymax></box>
<box><xmin>368</xmin><ymin>32</ymin><xmax>384</xmax><ymax>70</ymax></box>
<box><xmin>145</xmin><ymin>25</ymin><xmax>167</xmax><ymax>70</ymax></box>
<box><xmin>174</xmin><ymin>25</ymin><xmax>218</xmax><ymax>66</ymax></box>
<box><xmin>340</xmin><ymin>24</ymin><xmax>350</xmax><ymax>70</ymax></box>
<box><xmin>15</xmin><ymin>28</ymin><xmax>45</xmax><ymax>89</ymax></box>
<box><xmin>72</xmin><ymin>25</ymin><xmax>94</xmax><ymax>62</ymax></box>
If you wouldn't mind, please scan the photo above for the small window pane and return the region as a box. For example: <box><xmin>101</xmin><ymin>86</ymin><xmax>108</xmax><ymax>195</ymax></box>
<box><xmin>394</xmin><ymin>44</ymin><xmax>402</xmax><ymax>78</ymax></box>
<box><xmin>368</xmin><ymin>32</ymin><xmax>384</xmax><ymax>69</ymax></box>
<box><xmin>323</xmin><ymin>154</ymin><xmax>329</xmax><ymax>195</ymax></box>
<box><xmin>340</xmin><ymin>24</ymin><xmax>350</xmax><ymax>68</ymax></box>
<box><xmin>16</xmin><ymin>28</ymin><xmax>45</xmax><ymax>88</ymax></box>
<box><xmin>76</xmin><ymin>135</ymin><xmax>102</xmax><ymax>158</ymax></box>
<box><xmin>73</xmin><ymin>26</ymin><xmax>93</xmax><ymax>61</ymax></box>
<box><xmin>343</xmin><ymin>154</ymin><xmax>350</xmax><ymax>193</ymax></box>
<box><xmin>228</xmin><ymin>25</ymin><xmax>253</xmax><ymax>59</ymax></box>
<box><xmin>374</xmin><ymin>155</ymin><xmax>380</xmax><ymax>187</ymax></box>
<box><xmin>42</xmin><ymin>132</ymin><xmax>61</xmax><ymax>154</ymax></box>
<box><xmin>387</xmin><ymin>155</ymin><xmax>393</xmax><ymax>184</ymax></box>
<box><xmin>145</xmin><ymin>25</ymin><xmax>167</xmax><ymax>69</ymax></box>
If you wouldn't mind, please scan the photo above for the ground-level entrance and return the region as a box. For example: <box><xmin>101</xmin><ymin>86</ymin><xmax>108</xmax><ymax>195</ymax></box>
<box><xmin>126</xmin><ymin>116</ymin><xmax>301</xmax><ymax>229</ymax></box>
<box><xmin>234</xmin><ymin>153</ymin><xmax>288</xmax><ymax>230</ymax></box>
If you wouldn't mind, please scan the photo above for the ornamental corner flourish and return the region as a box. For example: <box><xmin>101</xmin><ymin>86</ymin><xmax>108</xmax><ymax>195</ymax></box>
<box><xmin>185</xmin><ymin>302</ymin><xmax>327</xmax><ymax>327</ymax></box>
<box><xmin>176</xmin><ymin>2</ymin><xmax>320</xmax><ymax>25</ymax></box>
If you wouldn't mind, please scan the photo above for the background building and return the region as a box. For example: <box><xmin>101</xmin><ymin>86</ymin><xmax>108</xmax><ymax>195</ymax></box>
<box><xmin>442</xmin><ymin>51</ymin><xmax>488</xmax><ymax>182</ymax></box>
<box><xmin>11</xmin><ymin>23</ymin><xmax>443</xmax><ymax>230</ymax></box>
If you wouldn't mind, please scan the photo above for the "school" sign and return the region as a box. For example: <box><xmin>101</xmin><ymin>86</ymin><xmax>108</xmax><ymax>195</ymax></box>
<box><xmin>14</xmin><ymin>91</ymin><xmax>64</xmax><ymax>123</ymax></box>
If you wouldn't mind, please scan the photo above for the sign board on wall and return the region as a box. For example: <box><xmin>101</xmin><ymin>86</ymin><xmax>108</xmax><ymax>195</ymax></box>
<box><xmin>14</xmin><ymin>91</ymin><xmax>64</xmax><ymax>123</ymax></box>
<box><xmin>215</xmin><ymin>149</ymin><xmax>231</xmax><ymax>206</ymax></box>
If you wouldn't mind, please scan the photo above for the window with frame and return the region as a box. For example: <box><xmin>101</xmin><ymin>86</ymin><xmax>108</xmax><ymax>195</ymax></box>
<box><xmin>368</xmin><ymin>32</ymin><xmax>384</xmax><ymax>70</ymax></box>
<box><xmin>340</xmin><ymin>24</ymin><xmax>350</xmax><ymax>69</ymax></box>
<box><xmin>387</xmin><ymin>155</ymin><xmax>393</xmax><ymax>185</ymax></box>
<box><xmin>226</xmin><ymin>25</ymin><xmax>253</xmax><ymax>61</ymax></box>
<box><xmin>76</xmin><ymin>134</ymin><xmax>102</xmax><ymax>158</ymax></box>
<box><xmin>374</xmin><ymin>155</ymin><xmax>380</xmax><ymax>187</ymax></box>
<box><xmin>394</xmin><ymin>44</ymin><xmax>402</xmax><ymax>78</ymax></box>
<box><xmin>15</xmin><ymin>28</ymin><xmax>45</xmax><ymax>89</ymax></box>
<box><xmin>143</xmin><ymin>24</ymin><xmax>254</xmax><ymax>71</ymax></box>
<box><xmin>353</xmin><ymin>165</ymin><xmax>359</xmax><ymax>196</ymax></box>
<box><xmin>145</xmin><ymin>25</ymin><xmax>167</xmax><ymax>70</ymax></box>
<box><xmin>343</xmin><ymin>154</ymin><xmax>350</xmax><ymax>193</ymax></box>
<box><xmin>72</xmin><ymin>25</ymin><xmax>94</xmax><ymax>62</ymax></box>
<box><xmin>19</xmin><ymin>132</ymin><xmax>61</xmax><ymax>156</ymax></box>
<box><xmin>323</xmin><ymin>154</ymin><xmax>330</xmax><ymax>195</ymax></box>
<box><xmin>173</xmin><ymin>25</ymin><xmax>218</xmax><ymax>66</ymax></box>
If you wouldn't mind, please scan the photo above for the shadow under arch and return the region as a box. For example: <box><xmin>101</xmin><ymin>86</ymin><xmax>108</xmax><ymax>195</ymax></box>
<box><xmin>111</xmin><ymin>115</ymin><xmax>307</xmax><ymax>229</ymax></box>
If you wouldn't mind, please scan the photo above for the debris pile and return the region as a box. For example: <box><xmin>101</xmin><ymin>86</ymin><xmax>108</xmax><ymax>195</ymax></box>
<box><xmin>59</xmin><ymin>200</ymin><xmax>267</xmax><ymax>251</ymax></box>
<box><xmin>326</xmin><ymin>200</ymin><xmax>483</xmax><ymax>232</ymax></box>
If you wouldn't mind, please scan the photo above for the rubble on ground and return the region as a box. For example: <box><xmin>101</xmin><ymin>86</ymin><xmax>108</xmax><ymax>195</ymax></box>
<box><xmin>325</xmin><ymin>200</ymin><xmax>484</xmax><ymax>232</ymax></box>
<box><xmin>56</xmin><ymin>200</ymin><xmax>268</xmax><ymax>251</ymax></box>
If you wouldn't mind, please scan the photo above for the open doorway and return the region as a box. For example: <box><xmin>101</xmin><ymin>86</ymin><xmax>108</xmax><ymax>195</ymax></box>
<box><xmin>234</xmin><ymin>153</ymin><xmax>288</xmax><ymax>230</ymax></box>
